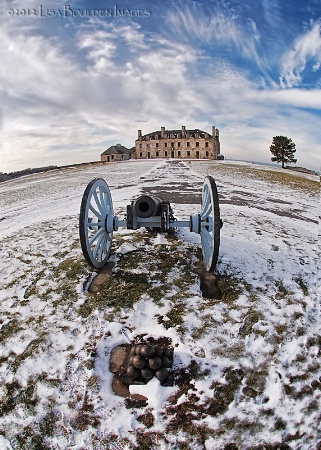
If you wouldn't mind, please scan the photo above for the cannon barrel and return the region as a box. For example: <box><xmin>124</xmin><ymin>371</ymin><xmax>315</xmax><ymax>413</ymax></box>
<box><xmin>134</xmin><ymin>195</ymin><xmax>162</xmax><ymax>218</ymax></box>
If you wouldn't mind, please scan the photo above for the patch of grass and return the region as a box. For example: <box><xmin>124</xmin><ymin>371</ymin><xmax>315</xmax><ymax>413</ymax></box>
<box><xmin>79</xmin><ymin>236</ymin><xmax>199</xmax><ymax>319</ymax></box>
<box><xmin>218</xmin><ymin>274</ymin><xmax>245</xmax><ymax>303</ymax></box>
<box><xmin>239</xmin><ymin>311</ymin><xmax>261</xmax><ymax>336</ymax></box>
<box><xmin>53</xmin><ymin>257</ymin><xmax>88</xmax><ymax>280</ymax></box>
<box><xmin>208</xmin><ymin>368</ymin><xmax>245</xmax><ymax>416</ymax></box>
<box><xmin>164</xmin><ymin>302</ymin><xmax>186</xmax><ymax>330</ymax></box>
<box><xmin>39</xmin><ymin>411</ymin><xmax>59</xmax><ymax>436</ymax></box>
<box><xmin>70</xmin><ymin>391</ymin><xmax>100</xmax><ymax>431</ymax></box>
<box><xmin>0</xmin><ymin>378</ymin><xmax>38</xmax><ymax>418</ymax></box>
<box><xmin>10</xmin><ymin>333</ymin><xmax>47</xmax><ymax>372</ymax></box>
<box><xmin>137</xmin><ymin>409</ymin><xmax>155</xmax><ymax>428</ymax></box>
<box><xmin>294</xmin><ymin>277</ymin><xmax>309</xmax><ymax>296</ymax></box>
<box><xmin>0</xmin><ymin>318</ymin><xmax>22</xmax><ymax>344</ymax></box>
<box><xmin>201</xmin><ymin>162</ymin><xmax>319</xmax><ymax>196</ymax></box>
<box><xmin>275</xmin><ymin>280</ymin><xmax>293</xmax><ymax>299</ymax></box>
<box><xmin>191</xmin><ymin>314</ymin><xmax>213</xmax><ymax>339</ymax></box>
<box><xmin>79</xmin><ymin>270</ymin><xmax>150</xmax><ymax>318</ymax></box>
<box><xmin>135</xmin><ymin>431</ymin><xmax>164</xmax><ymax>450</ymax></box>
<box><xmin>274</xmin><ymin>417</ymin><xmax>287</xmax><ymax>430</ymax></box>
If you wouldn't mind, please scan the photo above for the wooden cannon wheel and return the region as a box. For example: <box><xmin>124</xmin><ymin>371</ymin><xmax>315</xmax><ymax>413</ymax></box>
<box><xmin>79</xmin><ymin>178</ymin><xmax>114</xmax><ymax>268</ymax></box>
<box><xmin>199</xmin><ymin>176</ymin><xmax>221</xmax><ymax>272</ymax></box>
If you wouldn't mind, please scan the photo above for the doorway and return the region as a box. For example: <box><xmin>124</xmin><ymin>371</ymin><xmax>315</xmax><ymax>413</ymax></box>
<box><xmin>147</xmin><ymin>152</ymin><xmax>151</xmax><ymax>159</ymax></box>
<box><xmin>196</xmin><ymin>151</ymin><xmax>200</xmax><ymax>159</ymax></box>
<box><xmin>171</xmin><ymin>150</ymin><xmax>174</xmax><ymax>158</ymax></box>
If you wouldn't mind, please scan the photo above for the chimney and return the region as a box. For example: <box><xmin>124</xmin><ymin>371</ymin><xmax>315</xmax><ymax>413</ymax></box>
<box><xmin>215</xmin><ymin>128</ymin><xmax>219</xmax><ymax>138</ymax></box>
<box><xmin>182</xmin><ymin>125</ymin><xmax>186</xmax><ymax>137</ymax></box>
<box><xmin>212</xmin><ymin>126</ymin><xmax>216</xmax><ymax>136</ymax></box>
<box><xmin>161</xmin><ymin>126</ymin><xmax>165</xmax><ymax>138</ymax></box>
<box><xmin>138</xmin><ymin>130</ymin><xmax>142</xmax><ymax>140</ymax></box>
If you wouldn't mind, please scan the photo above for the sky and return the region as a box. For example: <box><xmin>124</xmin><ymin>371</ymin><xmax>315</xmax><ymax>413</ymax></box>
<box><xmin>1</xmin><ymin>0</ymin><xmax>321</xmax><ymax>173</ymax></box>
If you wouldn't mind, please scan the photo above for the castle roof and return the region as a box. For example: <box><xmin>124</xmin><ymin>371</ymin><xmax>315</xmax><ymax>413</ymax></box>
<box><xmin>138</xmin><ymin>128</ymin><xmax>211</xmax><ymax>140</ymax></box>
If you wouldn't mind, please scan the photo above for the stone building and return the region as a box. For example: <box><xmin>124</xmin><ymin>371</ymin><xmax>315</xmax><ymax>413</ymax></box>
<box><xmin>135</xmin><ymin>126</ymin><xmax>221</xmax><ymax>160</ymax></box>
<box><xmin>101</xmin><ymin>144</ymin><xmax>133</xmax><ymax>163</ymax></box>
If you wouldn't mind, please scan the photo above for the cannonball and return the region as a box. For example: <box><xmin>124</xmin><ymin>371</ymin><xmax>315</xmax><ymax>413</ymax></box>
<box><xmin>161</xmin><ymin>356</ymin><xmax>171</xmax><ymax>368</ymax></box>
<box><xmin>132</xmin><ymin>355</ymin><xmax>147</xmax><ymax>369</ymax></box>
<box><xmin>141</xmin><ymin>368</ymin><xmax>154</xmax><ymax>381</ymax></box>
<box><xmin>162</xmin><ymin>347</ymin><xmax>171</xmax><ymax>358</ymax></box>
<box><xmin>127</xmin><ymin>365</ymin><xmax>140</xmax><ymax>380</ymax></box>
<box><xmin>140</xmin><ymin>345</ymin><xmax>155</xmax><ymax>358</ymax></box>
<box><xmin>154</xmin><ymin>346</ymin><xmax>163</xmax><ymax>357</ymax></box>
<box><xmin>148</xmin><ymin>356</ymin><xmax>162</xmax><ymax>370</ymax></box>
<box><xmin>130</xmin><ymin>346</ymin><xmax>136</xmax><ymax>356</ymax></box>
<box><xmin>135</xmin><ymin>345</ymin><xmax>143</xmax><ymax>355</ymax></box>
<box><xmin>155</xmin><ymin>367</ymin><xmax>169</xmax><ymax>382</ymax></box>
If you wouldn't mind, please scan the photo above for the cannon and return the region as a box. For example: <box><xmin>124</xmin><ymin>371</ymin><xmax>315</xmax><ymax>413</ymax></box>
<box><xmin>79</xmin><ymin>176</ymin><xmax>222</xmax><ymax>272</ymax></box>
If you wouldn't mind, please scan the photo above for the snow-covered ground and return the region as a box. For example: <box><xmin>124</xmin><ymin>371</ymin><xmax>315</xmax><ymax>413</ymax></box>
<box><xmin>0</xmin><ymin>159</ymin><xmax>320</xmax><ymax>449</ymax></box>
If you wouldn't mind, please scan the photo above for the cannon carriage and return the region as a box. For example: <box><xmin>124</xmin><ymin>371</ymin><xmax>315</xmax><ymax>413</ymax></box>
<box><xmin>79</xmin><ymin>176</ymin><xmax>222</xmax><ymax>272</ymax></box>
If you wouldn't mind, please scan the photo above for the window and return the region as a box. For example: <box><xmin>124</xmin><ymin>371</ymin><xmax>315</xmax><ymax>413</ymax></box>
<box><xmin>156</xmin><ymin>143</ymin><xmax>159</xmax><ymax>148</ymax></box>
<box><xmin>187</xmin><ymin>151</ymin><xmax>190</xmax><ymax>157</ymax></box>
<box><xmin>140</xmin><ymin>152</ymin><xmax>143</xmax><ymax>157</ymax></box>
<box><xmin>139</xmin><ymin>144</ymin><xmax>142</xmax><ymax>149</ymax></box>
<box><xmin>205</xmin><ymin>142</ymin><xmax>209</xmax><ymax>148</ymax></box>
<box><xmin>147</xmin><ymin>144</ymin><xmax>150</xmax><ymax>148</ymax></box>
<box><xmin>178</xmin><ymin>142</ymin><xmax>180</xmax><ymax>147</ymax></box>
<box><xmin>165</xmin><ymin>143</ymin><xmax>167</xmax><ymax>147</ymax></box>
<box><xmin>196</xmin><ymin>142</ymin><xmax>199</xmax><ymax>147</ymax></box>
<box><xmin>178</xmin><ymin>151</ymin><xmax>181</xmax><ymax>157</ymax></box>
<box><xmin>171</xmin><ymin>142</ymin><xmax>174</xmax><ymax>148</ymax></box>
<box><xmin>164</xmin><ymin>151</ymin><xmax>168</xmax><ymax>157</ymax></box>
<box><xmin>156</xmin><ymin>151</ymin><xmax>159</xmax><ymax>157</ymax></box>
<box><xmin>187</xmin><ymin>142</ymin><xmax>190</xmax><ymax>147</ymax></box>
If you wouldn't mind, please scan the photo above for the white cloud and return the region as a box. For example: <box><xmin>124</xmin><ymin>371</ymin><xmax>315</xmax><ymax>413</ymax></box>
<box><xmin>280</xmin><ymin>23</ymin><xmax>321</xmax><ymax>87</ymax></box>
<box><xmin>164</xmin><ymin>2</ymin><xmax>266</xmax><ymax>70</ymax></box>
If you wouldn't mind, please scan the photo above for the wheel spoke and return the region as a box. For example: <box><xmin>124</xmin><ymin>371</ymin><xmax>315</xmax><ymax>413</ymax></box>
<box><xmin>201</xmin><ymin>232</ymin><xmax>212</xmax><ymax>263</ymax></box>
<box><xmin>93</xmin><ymin>232</ymin><xmax>106</xmax><ymax>259</ymax></box>
<box><xmin>205</xmin><ymin>216</ymin><xmax>214</xmax><ymax>232</ymax></box>
<box><xmin>201</xmin><ymin>228</ymin><xmax>213</xmax><ymax>250</ymax></box>
<box><xmin>98</xmin><ymin>186</ymin><xmax>108</xmax><ymax>215</ymax></box>
<box><xmin>89</xmin><ymin>227</ymin><xmax>105</xmax><ymax>246</ymax></box>
<box><xmin>89</xmin><ymin>203</ymin><xmax>103</xmax><ymax>220</ymax></box>
<box><xmin>201</xmin><ymin>201</ymin><xmax>212</xmax><ymax>220</ymax></box>
<box><xmin>86</xmin><ymin>220</ymin><xmax>105</xmax><ymax>229</ymax></box>
<box><xmin>93</xmin><ymin>189</ymin><xmax>106</xmax><ymax>216</ymax></box>
<box><xmin>201</xmin><ymin>186</ymin><xmax>211</xmax><ymax>216</ymax></box>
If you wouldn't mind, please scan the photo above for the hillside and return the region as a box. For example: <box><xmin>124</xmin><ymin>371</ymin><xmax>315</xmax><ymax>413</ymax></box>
<box><xmin>0</xmin><ymin>160</ymin><xmax>320</xmax><ymax>449</ymax></box>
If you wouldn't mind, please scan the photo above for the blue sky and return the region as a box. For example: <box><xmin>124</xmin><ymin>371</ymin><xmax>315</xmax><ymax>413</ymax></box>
<box><xmin>1</xmin><ymin>0</ymin><xmax>321</xmax><ymax>172</ymax></box>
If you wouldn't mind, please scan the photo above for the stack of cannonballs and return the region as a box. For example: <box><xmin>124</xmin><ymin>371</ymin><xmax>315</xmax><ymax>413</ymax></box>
<box><xmin>125</xmin><ymin>344</ymin><xmax>173</xmax><ymax>385</ymax></box>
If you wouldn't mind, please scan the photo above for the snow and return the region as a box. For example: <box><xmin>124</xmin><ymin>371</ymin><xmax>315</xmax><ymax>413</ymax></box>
<box><xmin>129</xmin><ymin>377</ymin><xmax>178</xmax><ymax>410</ymax></box>
<box><xmin>0</xmin><ymin>159</ymin><xmax>319</xmax><ymax>449</ymax></box>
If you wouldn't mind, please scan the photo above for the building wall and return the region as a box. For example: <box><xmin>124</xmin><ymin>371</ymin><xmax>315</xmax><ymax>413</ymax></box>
<box><xmin>135</xmin><ymin>126</ymin><xmax>220</xmax><ymax>160</ymax></box>
<box><xmin>101</xmin><ymin>153</ymin><xmax>131</xmax><ymax>162</ymax></box>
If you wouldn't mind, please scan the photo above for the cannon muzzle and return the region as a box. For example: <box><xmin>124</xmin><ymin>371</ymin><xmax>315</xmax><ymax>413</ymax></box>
<box><xmin>134</xmin><ymin>195</ymin><xmax>162</xmax><ymax>218</ymax></box>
